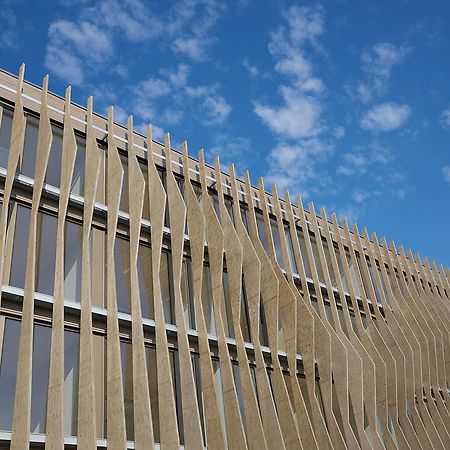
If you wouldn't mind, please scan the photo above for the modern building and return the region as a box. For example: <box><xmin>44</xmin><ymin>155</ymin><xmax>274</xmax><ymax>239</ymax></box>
<box><xmin>0</xmin><ymin>65</ymin><xmax>449</xmax><ymax>450</ymax></box>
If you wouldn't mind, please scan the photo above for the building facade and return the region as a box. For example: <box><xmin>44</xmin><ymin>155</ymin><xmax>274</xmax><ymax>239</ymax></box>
<box><xmin>0</xmin><ymin>65</ymin><xmax>449</xmax><ymax>449</ymax></box>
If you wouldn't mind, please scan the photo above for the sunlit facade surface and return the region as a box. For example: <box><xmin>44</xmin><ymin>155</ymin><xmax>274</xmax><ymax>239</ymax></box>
<box><xmin>0</xmin><ymin>66</ymin><xmax>449</xmax><ymax>449</ymax></box>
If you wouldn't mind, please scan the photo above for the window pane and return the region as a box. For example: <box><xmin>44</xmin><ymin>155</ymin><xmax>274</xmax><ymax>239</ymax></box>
<box><xmin>36</xmin><ymin>212</ymin><xmax>57</xmax><ymax>296</ymax></box>
<box><xmin>0</xmin><ymin>108</ymin><xmax>13</xmax><ymax>168</ymax></box>
<box><xmin>10</xmin><ymin>204</ymin><xmax>31</xmax><ymax>289</ymax></box>
<box><xmin>202</xmin><ymin>266</ymin><xmax>216</xmax><ymax>335</ymax></box>
<box><xmin>115</xmin><ymin>236</ymin><xmax>131</xmax><ymax>314</ymax></box>
<box><xmin>0</xmin><ymin>318</ymin><xmax>21</xmax><ymax>431</ymax></box>
<box><xmin>161</xmin><ymin>252</ymin><xmax>174</xmax><ymax>324</ymax></box>
<box><xmin>181</xmin><ymin>259</ymin><xmax>195</xmax><ymax>329</ymax></box>
<box><xmin>271</xmin><ymin>219</ymin><xmax>284</xmax><ymax>269</ymax></box>
<box><xmin>45</xmin><ymin>124</ymin><xmax>63</xmax><ymax>187</ymax></box>
<box><xmin>119</xmin><ymin>155</ymin><xmax>129</xmax><ymax>213</ymax></box>
<box><xmin>21</xmin><ymin>115</ymin><xmax>39</xmax><ymax>179</ymax></box>
<box><xmin>31</xmin><ymin>324</ymin><xmax>51</xmax><ymax>433</ymax></box>
<box><xmin>64</xmin><ymin>220</ymin><xmax>83</xmax><ymax>303</ymax></box>
<box><xmin>121</xmin><ymin>340</ymin><xmax>134</xmax><ymax>441</ymax></box>
<box><xmin>64</xmin><ymin>329</ymin><xmax>79</xmax><ymax>436</ymax></box>
<box><xmin>70</xmin><ymin>136</ymin><xmax>85</xmax><ymax>196</ymax></box>
<box><xmin>146</xmin><ymin>346</ymin><xmax>159</xmax><ymax>443</ymax></box>
<box><xmin>138</xmin><ymin>243</ymin><xmax>154</xmax><ymax>320</ymax></box>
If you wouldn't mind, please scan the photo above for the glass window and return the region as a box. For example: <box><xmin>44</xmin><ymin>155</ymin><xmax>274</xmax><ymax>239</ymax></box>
<box><xmin>192</xmin><ymin>354</ymin><xmax>206</xmax><ymax>445</ymax></box>
<box><xmin>146</xmin><ymin>346</ymin><xmax>159</xmax><ymax>443</ymax></box>
<box><xmin>285</xmin><ymin>226</ymin><xmax>298</xmax><ymax>274</ymax></box>
<box><xmin>161</xmin><ymin>252</ymin><xmax>174</xmax><ymax>324</ymax></box>
<box><xmin>115</xmin><ymin>236</ymin><xmax>131</xmax><ymax>314</ymax></box>
<box><xmin>30</xmin><ymin>324</ymin><xmax>51</xmax><ymax>434</ymax></box>
<box><xmin>64</xmin><ymin>220</ymin><xmax>83</xmax><ymax>303</ymax></box>
<box><xmin>9</xmin><ymin>203</ymin><xmax>31</xmax><ymax>289</ymax></box>
<box><xmin>21</xmin><ymin>114</ymin><xmax>39</xmax><ymax>179</ymax></box>
<box><xmin>222</xmin><ymin>270</ymin><xmax>235</xmax><ymax>338</ymax></box>
<box><xmin>0</xmin><ymin>107</ymin><xmax>13</xmax><ymax>168</ymax></box>
<box><xmin>119</xmin><ymin>154</ymin><xmax>129</xmax><ymax>214</ymax></box>
<box><xmin>64</xmin><ymin>329</ymin><xmax>79</xmax><ymax>437</ymax></box>
<box><xmin>36</xmin><ymin>212</ymin><xmax>57</xmax><ymax>296</ymax></box>
<box><xmin>181</xmin><ymin>259</ymin><xmax>195</xmax><ymax>329</ymax></box>
<box><xmin>0</xmin><ymin>318</ymin><xmax>21</xmax><ymax>431</ymax></box>
<box><xmin>121</xmin><ymin>340</ymin><xmax>134</xmax><ymax>441</ymax></box>
<box><xmin>270</xmin><ymin>218</ymin><xmax>284</xmax><ymax>269</ymax></box>
<box><xmin>45</xmin><ymin>124</ymin><xmax>63</xmax><ymax>187</ymax></box>
<box><xmin>240</xmin><ymin>279</ymin><xmax>251</xmax><ymax>343</ymax></box>
<box><xmin>232</xmin><ymin>363</ymin><xmax>246</xmax><ymax>432</ymax></box>
<box><xmin>139</xmin><ymin>162</ymin><xmax>150</xmax><ymax>221</ymax></box>
<box><xmin>296</xmin><ymin>228</ymin><xmax>312</xmax><ymax>279</ymax></box>
<box><xmin>259</xmin><ymin>296</ymin><xmax>269</xmax><ymax>347</ymax></box>
<box><xmin>172</xmin><ymin>350</ymin><xmax>184</xmax><ymax>445</ymax></box>
<box><xmin>93</xmin><ymin>333</ymin><xmax>106</xmax><ymax>438</ymax></box>
<box><xmin>138</xmin><ymin>243</ymin><xmax>154</xmax><ymax>320</ymax></box>
<box><xmin>256</xmin><ymin>212</ymin><xmax>269</xmax><ymax>254</ymax></box>
<box><xmin>70</xmin><ymin>135</ymin><xmax>85</xmax><ymax>196</ymax></box>
<box><xmin>202</xmin><ymin>265</ymin><xmax>216</xmax><ymax>335</ymax></box>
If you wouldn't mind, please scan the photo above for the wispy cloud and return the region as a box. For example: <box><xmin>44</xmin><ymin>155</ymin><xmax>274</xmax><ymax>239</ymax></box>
<box><xmin>361</xmin><ymin>102</ymin><xmax>411</xmax><ymax>131</ymax></box>
<box><xmin>254</xmin><ymin>5</ymin><xmax>332</xmax><ymax>198</ymax></box>
<box><xmin>442</xmin><ymin>166</ymin><xmax>450</xmax><ymax>183</ymax></box>
<box><xmin>132</xmin><ymin>64</ymin><xmax>231</xmax><ymax>129</ymax></box>
<box><xmin>440</xmin><ymin>107</ymin><xmax>450</xmax><ymax>129</ymax></box>
<box><xmin>45</xmin><ymin>0</ymin><xmax>226</xmax><ymax>85</ymax></box>
<box><xmin>356</xmin><ymin>42</ymin><xmax>410</xmax><ymax>103</ymax></box>
<box><xmin>0</xmin><ymin>2</ymin><xmax>19</xmax><ymax>48</ymax></box>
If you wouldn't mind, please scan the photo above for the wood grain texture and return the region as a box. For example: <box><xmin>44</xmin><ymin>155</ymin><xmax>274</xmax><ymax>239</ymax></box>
<box><xmin>45</xmin><ymin>86</ymin><xmax>78</xmax><ymax>450</ymax></box>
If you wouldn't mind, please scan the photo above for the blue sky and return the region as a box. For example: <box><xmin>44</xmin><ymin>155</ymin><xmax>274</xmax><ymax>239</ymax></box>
<box><xmin>1</xmin><ymin>0</ymin><xmax>450</xmax><ymax>267</ymax></box>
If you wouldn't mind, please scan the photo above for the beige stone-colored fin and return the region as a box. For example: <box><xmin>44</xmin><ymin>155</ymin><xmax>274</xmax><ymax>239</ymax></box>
<box><xmin>45</xmin><ymin>83</ymin><xmax>79</xmax><ymax>450</ymax></box>
<box><xmin>11</xmin><ymin>74</ymin><xmax>53</xmax><ymax>450</ymax></box>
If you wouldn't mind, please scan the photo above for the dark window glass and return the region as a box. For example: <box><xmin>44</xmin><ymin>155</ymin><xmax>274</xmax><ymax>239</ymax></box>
<box><xmin>115</xmin><ymin>236</ymin><xmax>131</xmax><ymax>314</ymax></box>
<box><xmin>36</xmin><ymin>212</ymin><xmax>57</xmax><ymax>296</ymax></box>
<box><xmin>181</xmin><ymin>259</ymin><xmax>195</xmax><ymax>329</ymax></box>
<box><xmin>30</xmin><ymin>324</ymin><xmax>51</xmax><ymax>433</ymax></box>
<box><xmin>0</xmin><ymin>107</ymin><xmax>13</xmax><ymax>168</ymax></box>
<box><xmin>44</xmin><ymin>124</ymin><xmax>63</xmax><ymax>187</ymax></box>
<box><xmin>64</xmin><ymin>329</ymin><xmax>79</xmax><ymax>436</ymax></box>
<box><xmin>64</xmin><ymin>220</ymin><xmax>83</xmax><ymax>303</ymax></box>
<box><xmin>21</xmin><ymin>114</ymin><xmax>39</xmax><ymax>179</ymax></box>
<box><xmin>138</xmin><ymin>243</ymin><xmax>154</xmax><ymax>320</ymax></box>
<box><xmin>0</xmin><ymin>318</ymin><xmax>21</xmax><ymax>431</ymax></box>
<box><xmin>271</xmin><ymin>218</ymin><xmax>284</xmax><ymax>269</ymax></box>
<box><xmin>161</xmin><ymin>252</ymin><xmax>174</xmax><ymax>324</ymax></box>
<box><xmin>119</xmin><ymin>154</ymin><xmax>129</xmax><ymax>213</ymax></box>
<box><xmin>9</xmin><ymin>203</ymin><xmax>31</xmax><ymax>289</ymax></box>
<box><xmin>202</xmin><ymin>265</ymin><xmax>216</xmax><ymax>334</ymax></box>
<box><xmin>121</xmin><ymin>340</ymin><xmax>134</xmax><ymax>441</ymax></box>
<box><xmin>70</xmin><ymin>135</ymin><xmax>85</xmax><ymax>196</ymax></box>
<box><xmin>146</xmin><ymin>346</ymin><xmax>159</xmax><ymax>443</ymax></box>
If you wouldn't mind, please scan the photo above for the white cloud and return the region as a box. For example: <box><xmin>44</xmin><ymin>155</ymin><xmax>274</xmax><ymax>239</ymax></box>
<box><xmin>356</xmin><ymin>42</ymin><xmax>410</xmax><ymax>103</ymax></box>
<box><xmin>254</xmin><ymin>86</ymin><xmax>322</xmax><ymax>139</ymax></box>
<box><xmin>242</xmin><ymin>59</ymin><xmax>259</xmax><ymax>77</ymax></box>
<box><xmin>0</xmin><ymin>4</ymin><xmax>18</xmax><ymax>48</ymax></box>
<box><xmin>352</xmin><ymin>189</ymin><xmax>369</xmax><ymax>203</ymax></box>
<box><xmin>361</xmin><ymin>102</ymin><xmax>411</xmax><ymax>131</ymax></box>
<box><xmin>337</xmin><ymin>144</ymin><xmax>394</xmax><ymax>176</ymax></box>
<box><xmin>132</xmin><ymin>64</ymin><xmax>231</xmax><ymax>128</ymax></box>
<box><xmin>45</xmin><ymin>19</ymin><xmax>113</xmax><ymax>85</ymax></box>
<box><xmin>442</xmin><ymin>166</ymin><xmax>450</xmax><ymax>183</ymax></box>
<box><xmin>45</xmin><ymin>0</ymin><xmax>226</xmax><ymax>85</ymax></box>
<box><xmin>440</xmin><ymin>107</ymin><xmax>450</xmax><ymax>129</ymax></box>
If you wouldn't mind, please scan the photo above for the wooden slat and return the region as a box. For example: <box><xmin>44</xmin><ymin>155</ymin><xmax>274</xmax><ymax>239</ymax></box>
<box><xmin>11</xmin><ymin>75</ymin><xmax>53</xmax><ymax>450</ymax></box>
<box><xmin>45</xmin><ymin>86</ymin><xmax>78</xmax><ymax>450</ymax></box>
<box><xmin>105</xmin><ymin>108</ymin><xmax>127</xmax><ymax>449</ymax></box>
<box><xmin>77</xmin><ymin>96</ymin><xmax>101</xmax><ymax>449</ymax></box>
<box><xmin>146</xmin><ymin>126</ymin><xmax>179</xmax><ymax>448</ymax></box>
<box><xmin>165</xmin><ymin>136</ymin><xmax>203</xmax><ymax>449</ymax></box>
<box><xmin>127</xmin><ymin>117</ymin><xmax>154</xmax><ymax>448</ymax></box>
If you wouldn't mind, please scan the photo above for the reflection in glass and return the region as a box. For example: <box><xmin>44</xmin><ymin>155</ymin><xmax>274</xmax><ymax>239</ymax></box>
<box><xmin>138</xmin><ymin>243</ymin><xmax>154</xmax><ymax>320</ymax></box>
<box><xmin>45</xmin><ymin>124</ymin><xmax>63</xmax><ymax>187</ymax></box>
<box><xmin>64</xmin><ymin>329</ymin><xmax>79</xmax><ymax>436</ymax></box>
<box><xmin>202</xmin><ymin>265</ymin><xmax>216</xmax><ymax>335</ymax></box>
<box><xmin>181</xmin><ymin>259</ymin><xmax>195</xmax><ymax>329</ymax></box>
<box><xmin>9</xmin><ymin>204</ymin><xmax>31</xmax><ymax>289</ymax></box>
<box><xmin>115</xmin><ymin>236</ymin><xmax>131</xmax><ymax>314</ymax></box>
<box><xmin>36</xmin><ymin>212</ymin><xmax>57</xmax><ymax>296</ymax></box>
<box><xmin>121</xmin><ymin>340</ymin><xmax>134</xmax><ymax>441</ymax></box>
<box><xmin>64</xmin><ymin>220</ymin><xmax>83</xmax><ymax>303</ymax></box>
<box><xmin>161</xmin><ymin>252</ymin><xmax>174</xmax><ymax>324</ymax></box>
<box><xmin>21</xmin><ymin>115</ymin><xmax>39</xmax><ymax>179</ymax></box>
<box><xmin>70</xmin><ymin>135</ymin><xmax>85</xmax><ymax>196</ymax></box>
<box><xmin>31</xmin><ymin>324</ymin><xmax>51</xmax><ymax>433</ymax></box>
<box><xmin>0</xmin><ymin>318</ymin><xmax>21</xmax><ymax>431</ymax></box>
<box><xmin>0</xmin><ymin>107</ymin><xmax>13</xmax><ymax>168</ymax></box>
